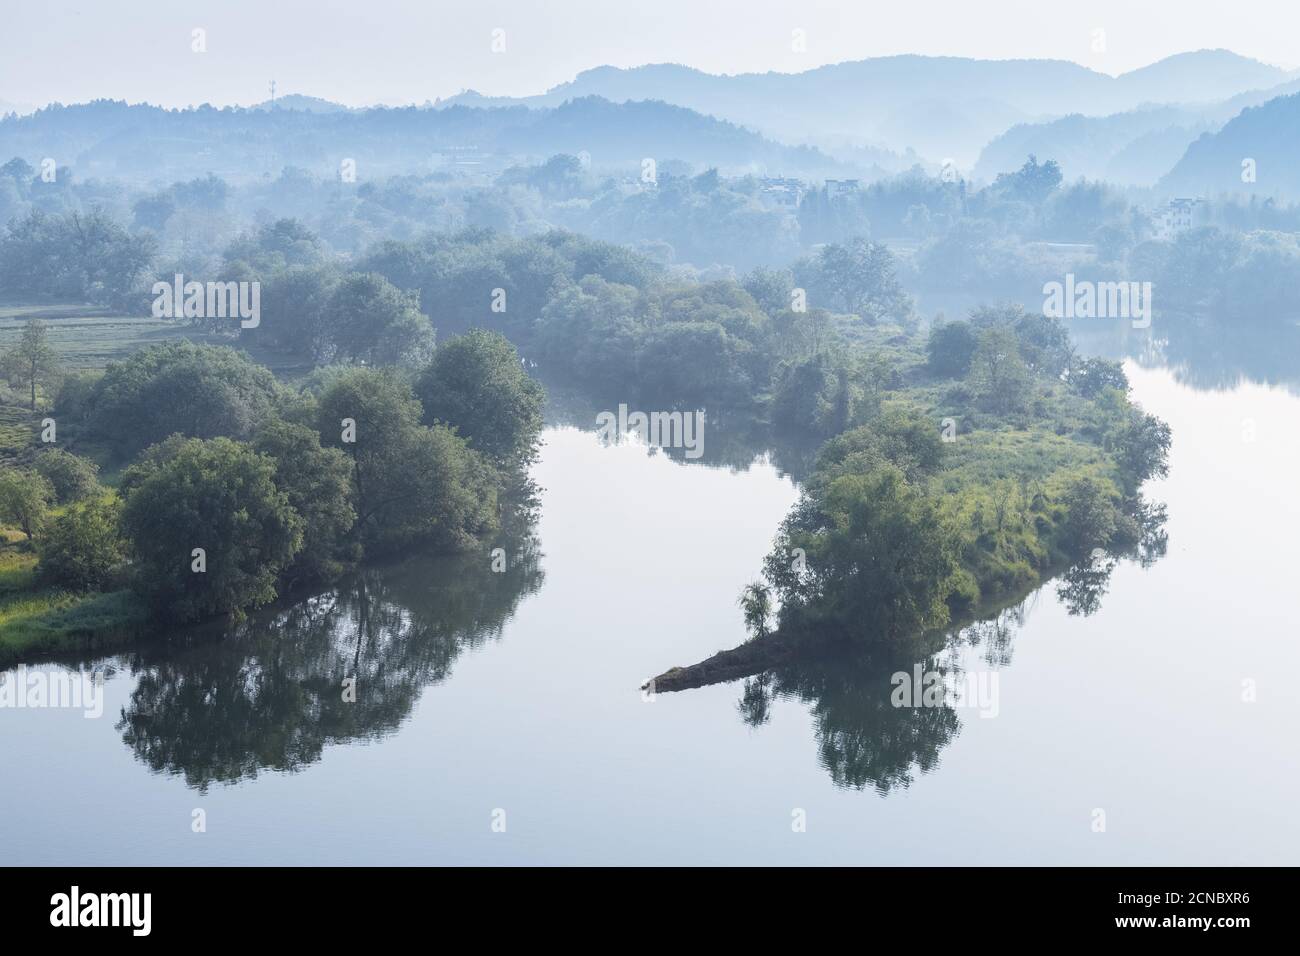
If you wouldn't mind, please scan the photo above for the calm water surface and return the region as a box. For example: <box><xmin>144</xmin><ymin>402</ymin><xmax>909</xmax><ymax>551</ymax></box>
<box><xmin>2</xmin><ymin>355</ymin><xmax>1298</xmax><ymax>864</ymax></box>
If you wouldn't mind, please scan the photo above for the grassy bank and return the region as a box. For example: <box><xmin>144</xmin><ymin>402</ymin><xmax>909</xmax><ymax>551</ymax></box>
<box><xmin>0</xmin><ymin>533</ymin><xmax>146</xmax><ymax>667</ymax></box>
<box><xmin>0</xmin><ymin>586</ymin><xmax>147</xmax><ymax>668</ymax></box>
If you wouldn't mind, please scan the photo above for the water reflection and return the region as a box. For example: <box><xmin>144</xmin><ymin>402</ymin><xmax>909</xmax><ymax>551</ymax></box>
<box><xmin>733</xmin><ymin>502</ymin><xmax>1167</xmax><ymax>795</ymax></box>
<box><xmin>541</xmin><ymin>377</ymin><xmax>822</xmax><ymax>481</ymax></box>
<box><xmin>1069</xmin><ymin>317</ymin><xmax>1300</xmax><ymax>395</ymax></box>
<box><xmin>1056</xmin><ymin>497</ymin><xmax>1168</xmax><ymax>617</ymax></box>
<box><xmin>732</xmin><ymin>597</ymin><xmax>1039</xmax><ymax>794</ymax></box>
<box><xmin>114</xmin><ymin>524</ymin><xmax>543</xmax><ymax>791</ymax></box>
<box><xmin>751</xmin><ymin>652</ymin><xmax>963</xmax><ymax>794</ymax></box>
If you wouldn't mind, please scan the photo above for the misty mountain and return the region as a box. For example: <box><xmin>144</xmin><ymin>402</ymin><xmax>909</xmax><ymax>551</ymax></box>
<box><xmin>1160</xmin><ymin>92</ymin><xmax>1300</xmax><ymax>198</ymax></box>
<box><xmin>0</xmin><ymin>97</ymin><xmax>850</xmax><ymax>185</ymax></box>
<box><xmin>438</xmin><ymin>50</ymin><xmax>1293</xmax><ymax>167</ymax></box>
<box><xmin>501</xmin><ymin>97</ymin><xmax>849</xmax><ymax>174</ymax></box>
<box><xmin>973</xmin><ymin>75</ymin><xmax>1300</xmax><ymax>185</ymax></box>
<box><xmin>973</xmin><ymin>106</ymin><xmax>1212</xmax><ymax>184</ymax></box>
<box><xmin>1113</xmin><ymin>49</ymin><xmax>1291</xmax><ymax>106</ymax></box>
<box><xmin>250</xmin><ymin>94</ymin><xmax>351</xmax><ymax>113</ymax></box>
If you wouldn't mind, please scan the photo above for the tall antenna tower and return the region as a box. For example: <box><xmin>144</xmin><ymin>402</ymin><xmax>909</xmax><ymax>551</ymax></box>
<box><xmin>269</xmin><ymin>80</ymin><xmax>276</xmax><ymax>108</ymax></box>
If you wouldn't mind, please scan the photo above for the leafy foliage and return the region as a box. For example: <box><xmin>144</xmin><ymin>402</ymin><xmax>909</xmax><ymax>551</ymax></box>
<box><xmin>1</xmin><ymin>318</ymin><xmax>61</xmax><ymax>409</ymax></box>
<box><xmin>88</xmin><ymin>342</ymin><xmax>283</xmax><ymax>456</ymax></box>
<box><xmin>37</xmin><ymin>495</ymin><xmax>126</xmax><ymax>591</ymax></box>
<box><xmin>0</xmin><ymin>468</ymin><xmax>53</xmax><ymax>539</ymax></box>
<box><xmin>33</xmin><ymin>448</ymin><xmax>100</xmax><ymax>503</ymax></box>
<box><xmin>120</xmin><ymin>437</ymin><xmax>304</xmax><ymax>622</ymax></box>
<box><xmin>415</xmin><ymin>330</ymin><xmax>544</xmax><ymax>465</ymax></box>
<box><xmin>315</xmin><ymin>368</ymin><xmax>500</xmax><ymax>555</ymax></box>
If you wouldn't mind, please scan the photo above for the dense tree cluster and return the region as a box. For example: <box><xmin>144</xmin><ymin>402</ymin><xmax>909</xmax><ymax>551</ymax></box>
<box><xmin>17</xmin><ymin>324</ymin><xmax>544</xmax><ymax>624</ymax></box>
<box><xmin>0</xmin><ymin>208</ymin><xmax>155</xmax><ymax>308</ymax></box>
<box><xmin>753</xmin><ymin>307</ymin><xmax>1171</xmax><ymax>652</ymax></box>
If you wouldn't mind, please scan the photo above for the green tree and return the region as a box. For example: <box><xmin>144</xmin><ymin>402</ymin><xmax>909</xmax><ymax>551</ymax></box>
<box><xmin>814</xmin><ymin>405</ymin><xmax>946</xmax><ymax>486</ymax></box>
<box><xmin>0</xmin><ymin>209</ymin><xmax>156</xmax><ymax>305</ymax></box>
<box><xmin>52</xmin><ymin>370</ymin><xmax>101</xmax><ymax>421</ymax></box>
<box><xmin>1</xmin><ymin>318</ymin><xmax>60</xmax><ymax>409</ymax></box>
<box><xmin>131</xmin><ymin>192</ymin><xmax>176</xmax><ymax>233</ymax></box>
<box><xmin>1059</xmin><ymin>476</ymin><xmax>1118</xmax><ymax>556</ymax></box>
<box><xmin>0</xmin><ymin>468</ymin><xmax>53</xmax><ymax>539</ymax></box>
<box><xmin>33</xmin><ymin>448</ymin><xmax>100</xmax><ymax>503</ymax></box>
<box><xmin>316</xmin><ymin>369</ymin><xmax>499</xmax><ymax>555</ymax></box>
<box><xmin>320</xmin><ymin>272</ymin><xmax>434</xmax><ymax>368</ymax></box>
<box><xmin>0</xmin><ymin>157</ymin><xmax>35</xmax><ymax>181</ymax></box>
<box><xmin>241</xmin><ymin>264</ymin><xmax>337</xmax><ymax>357</ymax></box>
<box><xmin>738</xmin><ymin>582</ymin><xmax>773</xmax><ymax>640</ymax></box>
<box><xmin>1010</xmin><ymin>310</ymin><xmax>1073</xmax><ymax>377</ymax></box>
<box><xmin>227</xmin><ymin>218</ymin><xmax>324</xmax><ymax>271</ymax></box>
<box><xmin>742</xmin><ymin>267</ymin><xmax>796</xmax><ymax>317</ymax></box>
<box><xmin>37</xmin><ymin>495</ymin><xmax>127</xmax><ymax>590</ymax></box>
<box><xmin>925</xmin><ymin>320</ymin><xmax>978</xmax><ymax>378</ymax></box>
<box><xmin>1106</xmin><ymin>403</ymin><xmax>1172</xmax><ymax>493</ymax></box>
<box><xmin>120</xmin><ymin>437</ymin><xmax>304</xmax><ymax>622</ymax></box>
<box><xmin>251</xmin><ymin>419</ymin><xmax>358</xmax><ymax>585</ymax></box>
<box><xmin>1071</xmin><ymin>357</ymin><xmax>1129</xmax><ymax>398</ymax></box>
<box><xmin>993</xmin><ymin>154</ymin><xmax>1063</xmax><ymax>205</ymax></box>
<box><xmin>765</xmin><ymin>464</ymin><xmax>957</xmax><ymax>645</ymax></box>
<box><xmin>968</xmin><ymin>325</ymin><xmax>1032</xmax><ymax>413</ymax></box>
<box><xmin>771</xmin><ymin>353</ymin><xmax>865</xmax><ymax>438</ymax></box>
<box><xmin>534</xmin><ymin>275</ymin><xmax>642</xmax><ymax>394</ymax></box>
<box><xmin>521</xmin><ymin>154</ymin><xmax>587</xmax><ymax>199</ymax></box>
<box><xmin>810</xmin><ymin>238</ymin><xmax>910</xmax><ymax>322</ymax></box>
<box><xmin>90</xmin><ymin>342</ymin><xmax>283</xmax><ymax>456</ymax></box>
<box><xmin>414</xmin><ymin>330</ymin><xmax>545</xmax><ymax>465</ymax></box>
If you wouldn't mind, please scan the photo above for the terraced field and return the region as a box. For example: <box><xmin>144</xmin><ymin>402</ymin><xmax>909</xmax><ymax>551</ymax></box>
<box><xmin>0</xmin><ymin>300</ymin><xmax>193</xmax><ymax>369</ymax></box>
<box><xmin>0</xmin><ymin>298</ymin><xmax>311</xmax><ymax>376</ymax></box>
<box><xmin>0</xmin><ymin>404</ymin><xmax>35</xmax><ymax>465</ymax></box>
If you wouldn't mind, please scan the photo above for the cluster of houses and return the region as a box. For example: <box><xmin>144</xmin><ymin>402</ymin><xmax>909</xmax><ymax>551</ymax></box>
<box><xmin>757</xmin><ymin>176</ymin><xmax>864</xmax><ymax>209</ymax></box>
<box><xmin>758</xmin><ymin>176</ymin><xmax>806</xmax><ymax>208</ymax></box>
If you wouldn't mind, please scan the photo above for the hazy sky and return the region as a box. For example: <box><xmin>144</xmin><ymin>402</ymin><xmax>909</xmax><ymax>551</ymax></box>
<box><xmin>3</xmin><ymin>0</ymin><xmax>1298</xmax><ymax>109</ymax></box>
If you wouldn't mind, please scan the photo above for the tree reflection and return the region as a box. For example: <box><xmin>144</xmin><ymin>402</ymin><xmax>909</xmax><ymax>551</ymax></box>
<box><xmin>740</xmin><ymin>644</ymin><xmax>963</xmax><ymax>794</ymax></box>
<box><xmin>116</xmin><ymin>523</ymin><xmax>544</xmax><ymax>790</ymax></box>
<box><xmin>543</xmin><ymin>376</ymin><xmax>821</xmax><ymax>481</ymax></box>
<box><xmin>733</xmin><ymin>499</ymin><xmax>1168</xmax><ymax>795</ymax></box>
<box><xmin>1069</xmin><ymin>318</ymin><xmax>1300</xmax><ymax>396</ymax></box>
<box><xmin>1056</xmin><ymin>496</ymin><xmax>1167</xmax><ymax>616</ymax></box>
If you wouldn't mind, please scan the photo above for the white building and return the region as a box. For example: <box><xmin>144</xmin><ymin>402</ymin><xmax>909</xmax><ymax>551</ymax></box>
<box><xmin>825</xmin><ymin>178</ymin><xmax>861</xmax><ymax>201</ymax></box>
<box><xmin>759</xmin><ymin>176</ymin><xmax>805</xmax><ymax>209</ymax></box>
<box><xmin>1153</xmin><ymin>198</ymin><xmax>1210</xmax><ymax>240</ymax></box>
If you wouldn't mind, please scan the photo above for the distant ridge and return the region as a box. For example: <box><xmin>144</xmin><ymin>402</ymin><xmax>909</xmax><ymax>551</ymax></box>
<box><xmin>1160</xmin><ymin>92</ymin><xmax>1300</xmax><ymax>198</ymax></box>
<box><xmin>249</xmin><ymin>93</ymin><xmax>350</xmax><ymax>113</ymax></box>
<box><xmin>973</xmin><ymin>76</ymin><xmax>1300</xmax><ymax>185</ymax></box>
<box><xmin>0</xmin><ymin>96</ymin><xmax>855</xmax><ymax>183</ymax></box>
<box><xmin>437</xmin><ymin>50</ymin><xmax>1293</xmax><ymax>166</ymax></box>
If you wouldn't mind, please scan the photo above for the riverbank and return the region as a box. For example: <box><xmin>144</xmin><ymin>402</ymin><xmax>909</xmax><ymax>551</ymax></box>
<box><xmin>0</xmin><ymin>536</ymin><xmax>146</xmax><ymax>668</ymax></box>
<box><xmin>0</xmin><ymin>587</ymin><xmax>146</xmax><ymax>668</ymax></box>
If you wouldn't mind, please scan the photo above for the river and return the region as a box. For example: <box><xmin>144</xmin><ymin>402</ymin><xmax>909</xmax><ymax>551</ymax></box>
<box><xmin>2</xmin><ymin>339</ymin><xmax>1298</xmax><ymax>864</ymax></box>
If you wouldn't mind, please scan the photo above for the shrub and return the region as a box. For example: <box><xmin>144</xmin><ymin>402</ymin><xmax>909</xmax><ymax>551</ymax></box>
<box><xmin>0</xmin><ymin>468</ymin><xmax>53</xmax><ymax>539</ymax></box>
<box><xmin>37</xmin><ymin>496</ymin><xmax>127</xmax><ymax>590</ymax></box>
<box><xmin>33</xmin><ymin>448</ymin><xmax>100</xmax><ymax>503</ymax></box>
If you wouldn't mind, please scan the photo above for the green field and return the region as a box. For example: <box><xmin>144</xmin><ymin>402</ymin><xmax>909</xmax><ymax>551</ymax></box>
<box><xmin>0</xmin><ymin>299</ymin><xmax>310</xmax><ymax>376</ymax></box>
<box><xmin>0</xmin><ymin>300</ymin><xmax>195</xmax><ymax>369</ymax></box>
